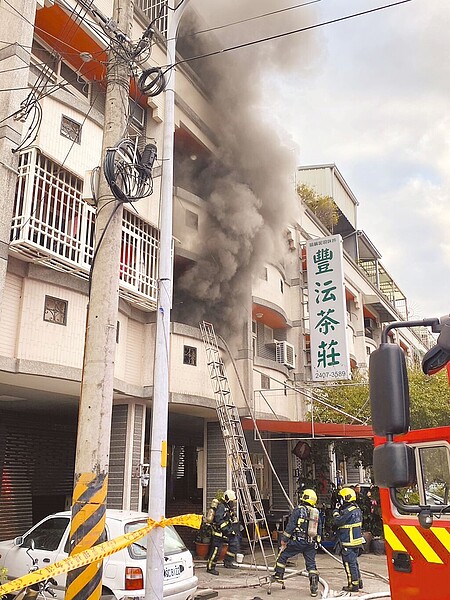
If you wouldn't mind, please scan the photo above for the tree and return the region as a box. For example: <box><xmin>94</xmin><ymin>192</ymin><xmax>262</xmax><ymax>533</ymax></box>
<box><xmin>297</xmin><ymin>183</ymin><xmax>339</xmax><ymax>231</ymax></box>
<box><xmin>408</xmin><ymin>367</ymin><xmax>450</xmax><ymax>428</ymax></box>
<box><xmin>310</xmin><ymin>366</ymin><xmax>450</xmax><ymax>467</ymax></box>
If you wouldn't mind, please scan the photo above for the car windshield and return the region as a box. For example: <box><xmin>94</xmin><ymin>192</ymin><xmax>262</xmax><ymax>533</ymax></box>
<box><xmin>125</xmin><ymin>521</ymin><xmax>187</xmax><ymax>559</ymax></box>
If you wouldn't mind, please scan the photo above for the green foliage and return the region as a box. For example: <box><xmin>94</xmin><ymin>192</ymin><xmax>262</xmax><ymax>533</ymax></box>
<box><xmin>297</xmin><ymin>183</ymin><xmax>339</xmax><ymax>231</ymax></box>
<box><xmin>408</xmin><ymin>368</ymin><xmax>450</xmax><ymax>428</ymax></box>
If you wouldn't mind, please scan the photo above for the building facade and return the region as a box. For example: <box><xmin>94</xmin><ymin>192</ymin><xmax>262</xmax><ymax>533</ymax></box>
<box><xmin>0</xmin><ymin>1</ymin><xmax>432</xmax><ymax>543</ymax></box>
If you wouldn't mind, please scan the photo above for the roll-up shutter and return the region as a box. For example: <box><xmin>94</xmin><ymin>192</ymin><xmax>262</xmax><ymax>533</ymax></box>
<box><xmin>0</xmin><ymin>410</ymin><xmax>76</xmax><ymax>539</ymax></box>
<box><xmin>206</xmin><ymin>421</ymin><xmax>227</xmax><ymax>504</ymax></box>
<box><xmin>270</xmin><ymin>435</ymin><xmax>290</xmax><ymax>511</ymax></box>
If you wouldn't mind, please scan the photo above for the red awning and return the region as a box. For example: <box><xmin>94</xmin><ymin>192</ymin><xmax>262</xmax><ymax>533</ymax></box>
<box><xmin>242</xmin><ymin>418</ymin><xmax>373</xmax><ymax>438</ymax></box>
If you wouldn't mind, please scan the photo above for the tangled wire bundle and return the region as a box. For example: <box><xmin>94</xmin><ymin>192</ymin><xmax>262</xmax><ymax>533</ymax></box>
<box><xmin>103</xmin><ymin>139</ymin><xmax>157</xmax><ymax>202</ymax></box>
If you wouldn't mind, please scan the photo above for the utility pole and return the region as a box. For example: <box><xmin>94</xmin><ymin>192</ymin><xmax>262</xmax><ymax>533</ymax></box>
<box><xmin>65</xmin><ymin>1</ymin><xmax>134</xmax><ymax>599</ymax></box>
<box><xmin>145</xmin><ymin>1</ymin><xmax>190</xmax><ymax>598</ymax></box>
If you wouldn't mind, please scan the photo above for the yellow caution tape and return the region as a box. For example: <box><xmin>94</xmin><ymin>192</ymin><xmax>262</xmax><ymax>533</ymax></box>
<box><xmin>0</xmin><ymin>514</ymin><xmax>202</xmax><ymax>597</ymax></box>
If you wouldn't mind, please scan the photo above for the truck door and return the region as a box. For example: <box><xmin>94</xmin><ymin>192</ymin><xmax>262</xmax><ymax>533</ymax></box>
<box><xmin>378</xmin><ymin>428</ymin><xmax>450</xmax><ymax>600</ymax></box>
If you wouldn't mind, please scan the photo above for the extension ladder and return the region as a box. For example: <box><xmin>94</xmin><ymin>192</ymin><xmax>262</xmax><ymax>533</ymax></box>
<box><xmin>200</xmin><ymin>321</ymin><xmax>276</xmax><ymax>592</ymax></box>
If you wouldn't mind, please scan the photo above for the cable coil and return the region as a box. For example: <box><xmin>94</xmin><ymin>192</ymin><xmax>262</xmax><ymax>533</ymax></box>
<box><xmin>103</xmin><ymin>139</ymin><xmax>157</xmax><ymax>202</ymax></box>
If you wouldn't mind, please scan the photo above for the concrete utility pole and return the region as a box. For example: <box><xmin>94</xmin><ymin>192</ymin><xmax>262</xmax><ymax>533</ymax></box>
<box><xmin>145</xmin><ymin>1</ymin><xmax>191</xmax><ymax>598</ymax></box>
<box><xmin>66</xmin><ymin>1</ymin><xmax>134</xmax><ymax>600</ymax></box>
<box><xmin>0</xmin><ymin>0</ymin><xmax>35</xmax><ymax>307</ymax></box>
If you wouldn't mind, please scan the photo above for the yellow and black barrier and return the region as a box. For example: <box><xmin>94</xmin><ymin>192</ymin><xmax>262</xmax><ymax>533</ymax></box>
<box><xmin>0</xmin><ymin>514</ymin><xmax>202</xmax><ymax>598</ymax></box>
<box><xmin>65</xmin><ymin>472</ymin><xmax>109</xmax><ymax>600</ymax></box>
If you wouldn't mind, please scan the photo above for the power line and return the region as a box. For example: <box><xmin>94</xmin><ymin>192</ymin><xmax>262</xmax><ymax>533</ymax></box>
<box><xmin>171</xmin><ymin>0</ymin><xmax>414</xmax><ymax>70</ymax></box>
<box><xmin>176</xmin><ymin>0</ymin><xmax>326</xmax><ymax>40</ymax></box>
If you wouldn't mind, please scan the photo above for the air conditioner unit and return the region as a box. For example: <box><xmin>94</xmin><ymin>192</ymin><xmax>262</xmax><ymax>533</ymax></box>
<box><xmin>275</xmin><ymin>340</ymin><xmax>295</xmax><ymax>369</ymax></box>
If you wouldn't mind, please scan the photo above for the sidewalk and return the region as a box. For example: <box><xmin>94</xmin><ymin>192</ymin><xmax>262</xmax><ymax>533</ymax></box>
<box><xmin>194</xmin><ymin>551</ymin><xmax>390</xmax><ymax>600</ymax></box>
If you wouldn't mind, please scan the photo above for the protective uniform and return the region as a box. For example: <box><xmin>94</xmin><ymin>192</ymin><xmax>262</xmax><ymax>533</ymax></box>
<box><xmin>333</xmin><ymin>487</ymin><xmax>365</xmax><ymax>592</ymax></box>
<box><xmin>206</xmin><ymin>490</ymin><xmax>241</xmax><ymax>575</ymax></box>
<box><xmin>272</xmin><ymin>489</ymin><xmax>321</xmax><ymax>597</ymax></box>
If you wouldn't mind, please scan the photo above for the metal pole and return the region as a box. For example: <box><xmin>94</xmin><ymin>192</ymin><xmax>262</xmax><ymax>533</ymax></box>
<box><xmin>65</xmin><ymin>1</ymin><xmax>133</xmax><ymax>600</ymax></box>
<box><xmin>146</xmin><ymin>1</ymin><xmax>190</xmax><ymax>598</ymax></box>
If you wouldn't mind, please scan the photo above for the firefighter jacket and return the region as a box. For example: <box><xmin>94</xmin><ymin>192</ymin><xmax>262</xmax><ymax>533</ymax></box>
<box><xmin>332</xmin><ymin>502</ymin><xmax>364</xmax><ymax>547</ymax></box>
<box><xmin>212</xmin><ymin>501</ymin><xmax>236</xmax><ymax>539</ymax></box>
<box><xmin>281</xmin><ymin>503</ymin><xmax>319</xmax><ymax>544</ymax></box>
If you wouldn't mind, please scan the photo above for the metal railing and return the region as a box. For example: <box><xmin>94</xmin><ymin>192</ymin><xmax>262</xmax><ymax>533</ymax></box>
<box><xmin>11</xmin><ymin>148</ymin><xmax>159</xmax><ymax>311</ymax></box>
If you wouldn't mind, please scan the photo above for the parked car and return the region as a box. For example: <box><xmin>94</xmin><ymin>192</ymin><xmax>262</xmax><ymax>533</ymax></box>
<box><xmin>0</xmin><ymin>510</ymin><xmax>198</xmax><ymax>600</ymax></box>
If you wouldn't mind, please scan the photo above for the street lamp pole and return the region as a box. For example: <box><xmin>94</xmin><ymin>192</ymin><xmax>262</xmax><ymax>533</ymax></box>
<box><xmin>146</xmin><ymin>1</ymin><xmax>191</xmax><ymax>598</ymax></box>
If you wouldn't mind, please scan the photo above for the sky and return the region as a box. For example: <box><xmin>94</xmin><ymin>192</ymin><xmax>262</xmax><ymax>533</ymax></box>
<box><xmin>191</xmin><ymin>0</ymin><xmax>450</xmax><ymax>321</ymax></box>
<box><xmin>269</xmin><ymin>0</ymin><xmax>450</xmax><ymax>320</ymax></box>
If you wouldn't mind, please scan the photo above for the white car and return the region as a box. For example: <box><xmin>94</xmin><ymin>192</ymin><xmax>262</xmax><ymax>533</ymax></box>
<box><xmin>0</xmin><ymin>510</ymin><xmax>198</xmax><ymax>600</ymax></box>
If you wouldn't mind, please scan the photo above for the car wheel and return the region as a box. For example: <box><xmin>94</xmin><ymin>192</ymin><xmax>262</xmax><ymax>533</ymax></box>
<box><xmin>100</xmin><ymin>588</ymin><xmax>115</xmax><ymax>600</ymax></box>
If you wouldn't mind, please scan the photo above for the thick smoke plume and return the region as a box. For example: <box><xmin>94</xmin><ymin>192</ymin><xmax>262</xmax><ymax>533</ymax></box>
<box><xmin>173</xmin><ymin>1</ymin><xmax>320</xmax><ymax>339</ymax></box>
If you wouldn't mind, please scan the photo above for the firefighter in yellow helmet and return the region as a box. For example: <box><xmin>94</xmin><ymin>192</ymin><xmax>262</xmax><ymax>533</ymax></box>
<box><xmin>272</xmin><ymin>489</ymin><xmax>321</xmax><ymax>597</ymax></box>
<box><xmin>333</xmin><ymin>487</ymin><xmax>365</xmax><ymax>592</ymax></box>
<box><xmin>206</xmin><ymin>490</ymin><xmax>241</xmax><ymax>575</ymax></box>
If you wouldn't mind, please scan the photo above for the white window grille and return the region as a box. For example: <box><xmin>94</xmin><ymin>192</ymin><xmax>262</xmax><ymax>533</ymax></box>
<box><xmin>136</xmin><ymin>0</ymin><xmax>168</xmax><ymax>37</ymax></box>
<box><xmin>11</xmin><ymin>149</ymin><xmax>159</xmax><ymax>311</ymax></box>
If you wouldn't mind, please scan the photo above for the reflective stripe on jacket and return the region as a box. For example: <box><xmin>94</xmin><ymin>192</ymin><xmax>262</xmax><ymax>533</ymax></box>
<box><xmin>332</xmin><ymin>503</ymin><xmax>364</xmax><ymax>547</ymax></box>
<box><xmin>281</xmin><ymin>504</ymin><xmax>311</xmax><ymax>542</ymax></box>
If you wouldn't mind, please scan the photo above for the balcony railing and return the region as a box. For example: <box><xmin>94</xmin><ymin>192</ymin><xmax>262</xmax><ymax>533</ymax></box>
<box><xmin>358</xmin><ymin>258</ymin><xmax>407</xmax><ymax>319</ymax></box>
<box><xmin>10</xmin><ymin>148</ymin><xmax>159</xmax><ymax>311</ymax></box>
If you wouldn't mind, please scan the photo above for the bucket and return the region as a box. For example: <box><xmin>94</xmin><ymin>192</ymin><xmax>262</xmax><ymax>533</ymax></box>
<box><xmin>236</xmin><ymin>553</ymin><xmax>244</xmax><ymax>564</ymax></box>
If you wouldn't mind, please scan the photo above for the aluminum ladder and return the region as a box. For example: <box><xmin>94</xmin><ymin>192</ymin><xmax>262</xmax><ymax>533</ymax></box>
<box><xmin>200</xmin><ymin>321</ymin><xmax>276</xmax><ymax>592</ymax></box>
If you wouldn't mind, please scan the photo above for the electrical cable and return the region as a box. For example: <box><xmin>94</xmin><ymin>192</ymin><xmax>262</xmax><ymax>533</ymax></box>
<box><xmin>103</xmin><ymin>139</ymin><xmax>157</xmax><ymax>202</ymax></box>
<box><xmin>166</xmin><ymin>0</ymin><xmax>414</xmax><ymax>72</ymax></box>
<box><xmin>88</xmin><ymin>200</ymin><xmax>122</xmax><ymax>298</ymax></box>
<box><xmin>176</xmin><ymin>0</ymin><xmax>326</xmax><ymax>41</ymax></box>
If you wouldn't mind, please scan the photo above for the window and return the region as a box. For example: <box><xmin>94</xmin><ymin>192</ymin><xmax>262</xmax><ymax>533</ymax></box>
<box><xmin>44</xmin><ymin>295</ymin><xmax>68</xmax><ymax>325</ymax></box>
<box><xmin>60</xmin><ymin>62</ymin><xmax>89</xmax><ymax>97</ymax></box>
<box><xmin>261</xmin><ymin>374</ymin><xmax>270</xmax><ymax>389</ymax></box>
<box><xmin>396</xmin><ymin>444</ymin><xmax>450</xmax><ymax>508</ymax></box>
<box><xmin>116</xmin><ymin>321</ymin><xmax>120</xmax><ymax>344</ymax></box>
<box><xmin>185</xmin><ymin>209</ymin><xmax>198</xmax><ymax>230</ymax></box>
<box><xmin>183</xmin><ymin>345</ymin><xmax>197</xmax><ymax>366</ymax></box>
<box><xmin>23</xmin><ymin>517</ymin><xmax>69</xmax><ymax>551</ymax></box>
<box><xmin>419</xmin><ymin>445</ymin><xmax>450</xmax><ymax>505</ymax></box>
<box><xmin>280</xmin><ymin>279</ymin><xmax>284</xmax><ymax>293</ymax></box>
<box><xmin>128</xmin><ymin>99</ymin><xmax>146</xmax><ymax>153</ymax></box>
<box><xmin>60</xmin><ymin>115</ymin><xmax>82</xmax><ymax>144</ymax></box>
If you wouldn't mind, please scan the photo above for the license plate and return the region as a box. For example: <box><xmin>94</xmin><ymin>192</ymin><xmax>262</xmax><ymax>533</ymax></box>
<box><xmin>164</xmin><ymin>563</ymin><xmax>184</xmax><ymax>580</ymax></box>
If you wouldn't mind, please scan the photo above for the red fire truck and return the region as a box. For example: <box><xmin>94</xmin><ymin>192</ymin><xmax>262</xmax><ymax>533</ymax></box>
<box><xmin>370</xmin><ymin>315</ymin><xmax>450</xmax><ymax>600</ymax></box>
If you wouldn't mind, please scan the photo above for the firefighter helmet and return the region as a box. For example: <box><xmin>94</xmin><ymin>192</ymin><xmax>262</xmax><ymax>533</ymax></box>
<box><xmin>224</xmin><ymin>489</ymin><xmax>237</xmax><ymax>503</ymax></box>
<box><xmin>300</xmin><ymin>489</ymin><xmax>317</xmax><ymax>506</ymax></box>
<box><xmin>339</xmin><ymin>487</ymin><xmax>357</xmax><ymax>503</ymax></box>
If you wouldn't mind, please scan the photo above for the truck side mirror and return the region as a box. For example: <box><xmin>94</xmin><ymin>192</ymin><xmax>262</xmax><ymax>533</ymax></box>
<box><xmin>369</xmin><ymin>343</ymin><xmax>410</xmax><ymax>435</ymax></box>
<box><xmin>373</xmin><ymin>442</ymin><xmax>416</xmax><ymax>488</ymax></box>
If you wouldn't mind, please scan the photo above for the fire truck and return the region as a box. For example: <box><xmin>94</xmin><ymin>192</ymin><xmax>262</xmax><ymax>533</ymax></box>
<box><xmin>369</xmin><ymin>315</ymin><xmax>450</xmax><ymax>600</ymax></box>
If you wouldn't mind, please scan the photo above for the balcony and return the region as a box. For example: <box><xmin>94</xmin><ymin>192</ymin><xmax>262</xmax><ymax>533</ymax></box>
<box><xmin>10</xmin><ymin>149</ymin><xmax>159</xmax><ymax>311</ymax></box>
<box><xmin>358</xmin><ymin>258</ymin><xmax>407</xmax><ymax>320</ymax></box>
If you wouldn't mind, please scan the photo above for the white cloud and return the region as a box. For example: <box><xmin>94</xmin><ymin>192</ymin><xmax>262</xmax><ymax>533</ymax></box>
<box><xmin>264</xmin><ymin>0</ymin><xmax>450</xmax><ymax>318</ymax></box>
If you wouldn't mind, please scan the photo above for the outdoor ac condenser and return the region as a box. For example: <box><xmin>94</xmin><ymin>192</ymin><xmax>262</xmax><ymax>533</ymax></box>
<box><xmin>275</xmin><ymin>340</ymin><xmax>295</xmax><ymax>369</ymax></box>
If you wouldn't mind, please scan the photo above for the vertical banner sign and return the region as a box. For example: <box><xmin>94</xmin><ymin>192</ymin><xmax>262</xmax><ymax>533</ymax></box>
<box><xmin>306</xmin><ymin>235</ymin><xmax>351</xmax><ymax>381</ymax></box>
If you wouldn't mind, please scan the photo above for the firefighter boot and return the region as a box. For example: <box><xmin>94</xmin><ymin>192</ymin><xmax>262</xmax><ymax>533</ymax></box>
<box><xmin>309</xmin><ymin>574</ymin><xmax>319</xmax><ymax>597</ymax></box>
<box><xmin>342</xmin><ymin>584</ymin><xmax>360</xmax><ymax>592</ymax></box>
<box><xmin>359</xmin><ymin>579</ymin><xmax>363</xmax><ymax>590</ymax></box>
<box><xmin>206</xmin><ymin>567</ymin><xmax>219</xmax><ymax>575</ymax></box>
<box><xmin>223</xmin><ymin>559</ymin><xmax>239</xmax><ymax>569</ymax></box>
<box><xmin>271</xmin><ymin>569</ymin><xmax>284</xmax><ymax>583</ymax></box>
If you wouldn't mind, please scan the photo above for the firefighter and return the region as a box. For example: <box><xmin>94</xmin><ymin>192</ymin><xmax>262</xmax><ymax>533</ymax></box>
<box><xmin>272</xmin><ymin>489</ymin><xmax>321</xmax><ymax>598</ymax></box>
<box><xmin>206</xmin><ymin>489</ymin><xmax>241</xmax><ymax>575</ymax></box>
<box><xmin>333</xmin><ymin>486</ymin><xmax>365</xmax><ymax>592</ymax></box>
